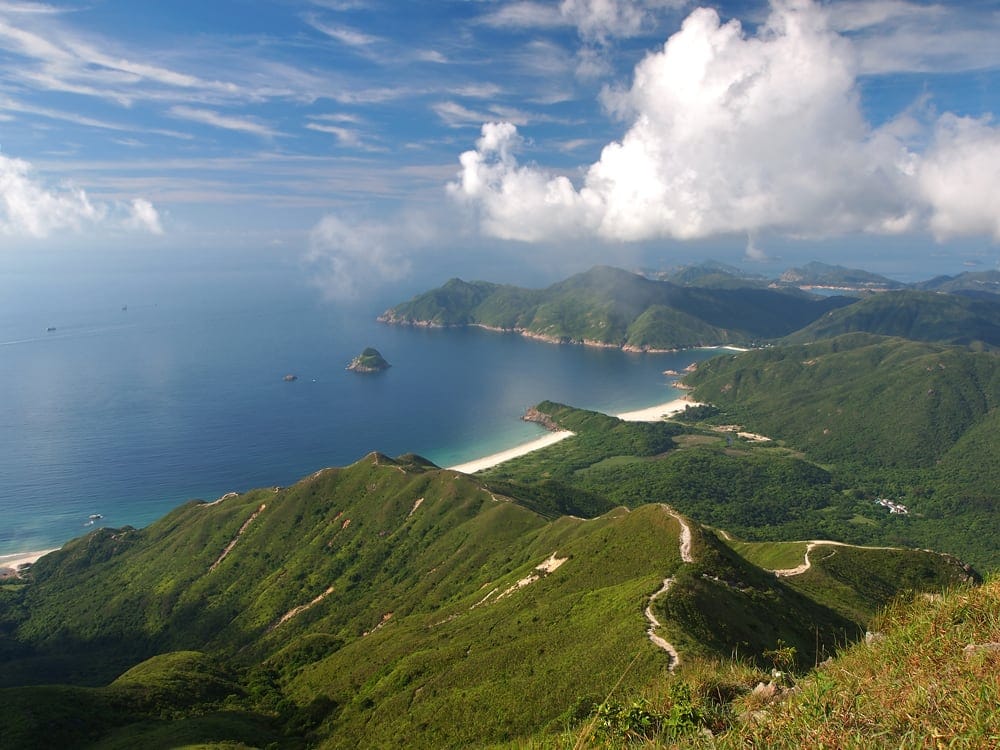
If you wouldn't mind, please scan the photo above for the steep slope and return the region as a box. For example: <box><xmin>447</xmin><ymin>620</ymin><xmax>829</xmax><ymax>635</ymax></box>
<box><xmin>687</xmin><ymin>334</ymin><xmax>1000</xmax><ymax>467</ymax></box>
<box><xmin>1</xmin><ymin>446</ymin><xmax>969</xmax><ymax>748</ymax></box>
<box><xmin>380</xmin><ymin>266</ymin><xmax>853</xmax><ymax>349</ymax></box>
<box><xmin>3</xmin><ymin>453</ymin><xmax>553</xmax><ymax>686</ymax></box>
<box><xmin>679</xmin><ymin>335</ymin><xmax>1000</xmax><ymax>568</ymax></box>
<box><xmin>709</xmin><ymin>576</ymin><xmax>1000</xmax><ymax>749</ymax></box>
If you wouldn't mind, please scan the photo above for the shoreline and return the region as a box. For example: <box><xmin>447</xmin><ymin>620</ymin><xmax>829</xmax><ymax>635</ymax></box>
<box><xmin>615</xmin><ymin>396</ymin><xmax>703</xmax><ymax>422</ymax></box>
<box><xmin>447</xmin><ymin>396</ymin><xmax>703</xmax><ymax>474</ymax></box>
<box><xmin>447</xmin><ymin>430</ymin><xmax>575</xmax><ymax>474</ymax></box>
<box><xmin>3</xmin><ymin>399</ymin><xmax>706</xmax><ymax>559</ymax></box>
<box><xmin>0</xmin><ymin>548</ymin><xmax>60</xmax><ymax>574</ymax></box>
<box><xmin>379</xmin><ymin>317</ymin><xmax>753</xmax><ymax>355</ymax></box>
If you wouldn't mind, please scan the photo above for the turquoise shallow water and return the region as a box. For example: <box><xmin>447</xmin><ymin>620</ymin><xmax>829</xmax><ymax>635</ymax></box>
<box><xmin>0</xmin><ymin>272</ymin><xmax>721</xmax><ymax>556</ymax></box>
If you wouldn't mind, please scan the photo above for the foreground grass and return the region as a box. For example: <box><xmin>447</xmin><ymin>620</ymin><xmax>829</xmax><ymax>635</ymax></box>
<box><xmin>722</xmin><ymin>576</ymin><xmax>1000</xmax><ymax>749</ymax></box>
<box><xmin>501</xmin><ymin>576</ymin><xmax>999</xmax><ymax>749</ymax></box>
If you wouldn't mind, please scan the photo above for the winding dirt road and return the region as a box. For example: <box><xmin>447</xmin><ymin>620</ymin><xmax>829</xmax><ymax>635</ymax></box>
<box><xmin>644</xmin><ymin>505</ymin><xmax>693</xmax><ymax>671</ymax></box>
<box><xmin>771</xmin><ymin>540</ymin><xmax>899</xmax><ymax>577</ymax></box>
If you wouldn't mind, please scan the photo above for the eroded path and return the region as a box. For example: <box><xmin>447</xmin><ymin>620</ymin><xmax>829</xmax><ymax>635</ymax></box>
<box><xmin>771</xmin><ymin>540</ymin><xmax>899</xmax><ymax>577</ymax></box>
<box><xmin>644</xmin><ymin>505</ymin><xmax>693</xmax><ymax>671</ymax></box>
<box><xmin>645</xmin><ymin>578</ymin><xmax>681</xmax><ymax>669</ymax></box>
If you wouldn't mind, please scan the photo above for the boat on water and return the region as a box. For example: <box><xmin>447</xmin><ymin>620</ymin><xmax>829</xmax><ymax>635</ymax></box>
<box><xmin>46</xmin><ymin>326</ymin><xmax>56</xmax><ymax>332</ymax></box>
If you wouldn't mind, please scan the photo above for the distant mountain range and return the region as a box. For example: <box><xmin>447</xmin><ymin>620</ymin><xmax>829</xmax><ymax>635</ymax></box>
<box><xmin>382</xmin><ymin>264</ymin><xmax>1000</xmax><ymax>350</ymax></box>
<box><xmin>655</xmin><ymin>259</ymin><xmax>1000</xmax><ymax>296</ymax></box>
<box><xmin>379</xmin><ymin>265</ymin><xmax>853</xmax><ymax>350</ymax></box>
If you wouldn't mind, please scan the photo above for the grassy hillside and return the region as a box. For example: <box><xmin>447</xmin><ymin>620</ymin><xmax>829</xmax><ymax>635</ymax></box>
<box><xmin>783</xmin><ymin>290</ymin><xmax>1000</xmax><ymax>347</ymax></box>
<box><xmin>478</xmin><ymin>393</ymin><xmax>997</xmax><ymax>570</ymax></box>
<box><xmin>1</xmin><ymin>441</ymin><xmax>971</xmax><ymax>748</ymax></box>
<box><xmin>708</xmin><ymin>576</ymin><xmax>1000</xmax><ymax>749</ymax></box>
<box><xmin>380</xmin><ymin>266</ymin><xmax>852</xmax><ymax>349</ymax></box>
<box><xmin>515</xmin><ymin>575</ymin><xmax>999</xmax><ymax>749</ymax></box>
<box><xmin>687</xmin><ymin>334</ymin><xmax>1000</xmax><ymax>467</ymax></box>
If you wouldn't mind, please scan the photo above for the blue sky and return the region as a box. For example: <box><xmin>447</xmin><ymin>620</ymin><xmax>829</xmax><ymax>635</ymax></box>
<box><xmin>2</xmin><ymin>0</ymin><xmax>1000</xmax><ymax>296</ymax></box>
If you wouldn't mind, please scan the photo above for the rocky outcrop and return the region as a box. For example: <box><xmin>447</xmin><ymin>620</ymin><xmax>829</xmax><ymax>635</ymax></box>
<box><xmin>522</xmin><ymin>406</ymin><xmax>560</xmax><ymax>432</ymax></box>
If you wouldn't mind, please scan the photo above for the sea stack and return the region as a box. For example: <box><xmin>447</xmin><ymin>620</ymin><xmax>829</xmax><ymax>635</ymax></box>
<box><xmin>347</xmin><ymin>347</ymin><xmax>391</xmax><ymax>373</ymax></box>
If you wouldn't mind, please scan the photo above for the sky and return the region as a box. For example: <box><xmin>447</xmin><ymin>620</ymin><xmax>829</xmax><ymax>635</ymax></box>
<box><xmin>1</xmin><ymin>0</ymin><xmax>1000</xmax><ymax>299</ymax></box>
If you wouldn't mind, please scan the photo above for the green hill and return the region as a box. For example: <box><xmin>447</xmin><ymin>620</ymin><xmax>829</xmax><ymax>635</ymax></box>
<box><xmin>0</xmin><ymin>443</ymin><xmax>971</xmax><ymax>749</ymax></box>
<box><xmin>913</xmin><ymin>269</ymin><xmax>1000</xmax><ymax>296</ymax></box>
<box><xmin>778</xmin><ymin>261</ymin><xmax>904</xmax><ymax>290</ymax></box>
<box><xmin>380</xmin><ymin>266</ymin><xmax>852</xmax><ymax>350</ymax></box>
<box><xmin>657</xmin><ymin>260</ymin><xmax>772</xmax><ymax>289</ymax></box>
<box><xmin>686</xmin><ymin>334</ymin><xmax>1000</xmax><ymax>467</ymax></box>
<box><xmin>782</xmin><ymin>290</ymin><xmax>1000</xmax><ymax>347</ymax></box>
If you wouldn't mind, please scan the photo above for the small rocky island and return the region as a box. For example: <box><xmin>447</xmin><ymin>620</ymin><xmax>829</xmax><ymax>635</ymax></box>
<box><xmin>347</xmin><ymin>347</ymin><xmax>391</xmax><ymax>373</ymax></box>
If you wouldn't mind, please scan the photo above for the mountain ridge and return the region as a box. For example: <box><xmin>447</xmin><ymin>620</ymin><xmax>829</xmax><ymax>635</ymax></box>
<box><xmin>380</xmin><ymin>265</ymin><xmax>853</xmax><ymax>350</ymax></box>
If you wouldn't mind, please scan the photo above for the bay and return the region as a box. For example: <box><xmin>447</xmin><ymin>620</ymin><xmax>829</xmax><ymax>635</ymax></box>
<box><xmin>0</xmin><ymin>272</ymin><xmax>719</xmax><ymax>556</ymax></box>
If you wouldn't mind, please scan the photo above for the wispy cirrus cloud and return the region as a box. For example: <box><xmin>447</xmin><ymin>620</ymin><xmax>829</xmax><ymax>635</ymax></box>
<box><xmin>305</xmin><ymin>114</ymin><xmax>384</xmax><ymax>151</ymax></box>
<box><xmin>0</xmin><ymin>95</ymin><xmax>193</xmax><ymax>138</ymax></box>
<box><xmin>168</xmin><ymin>106</ymin><xmax>280</xmax><ymax>138</ymax></box>
<box><xmin>306</xmin><ymin>17</ymin><xmax>383</xmax><ymax>48</ymax></box>
<box><xmin>434</xmin><ymin>101</ymin><xmax>520</xmax><ymax>128</ymax></box>
<box><xmin>0</xmin><ymin>1</ymin><xmax>64</xmax><ymax>13</ymax></box>
<box><xmin>479</xmin><ymin>0</ymin><xmax>687</xmax><ymax>40</ymax></box>
<box><xmin>479</xmin><ymin>2</ymin><xmax>564</xmax><ymax>30</ymax></box>
<box><xmin>0</xmin><ymin>9</ymin><xmax>244</xmax><ymax>108</ymax></box>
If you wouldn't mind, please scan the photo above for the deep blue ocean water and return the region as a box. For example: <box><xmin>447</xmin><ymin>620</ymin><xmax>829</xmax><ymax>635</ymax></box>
<box><xmin>0</xmin><ymin>270</ymin><xmax>721</xmax><ymax>557</ymax></box>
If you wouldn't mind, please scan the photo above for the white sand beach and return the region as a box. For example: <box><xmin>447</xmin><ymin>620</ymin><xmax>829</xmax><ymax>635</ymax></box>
<box><xmin>0</xmin><ymin>548</ymin><xmax>59</xmax><ymax>573</ymax></box>
<box><xmin>447</xmin><ymin>430</ymin><xmax>574</xmax><ymax>474</ymax></box>
<box><xmin>448</xmin><ymin>395</ymin><xmax>705</xmax><ymax>474</ymax></box>
<box><xmin>616</xmin><ymin>397</ymin><xmax>703</xmax><ymax>422</ymax></box>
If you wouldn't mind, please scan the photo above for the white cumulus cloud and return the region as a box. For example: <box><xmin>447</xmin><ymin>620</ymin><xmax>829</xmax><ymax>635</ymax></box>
<box><xmin>450</xmin><ymin>0</ymin><xmax>1000</xmax><ymax>246</ymax></box>
<box><xmin>452</xmin><ymin>1</ymin><xmax>908</xmax><ymax>241</ymax></box>
<box><xmin>919</xmin><ymin>115</ymin><xmax>1000</xmax><ymax>242</ymax></box>
<box><xmin>0</xmin><ymin>152</ymin><xmax>163</xmax><ymax>238</ymax></box>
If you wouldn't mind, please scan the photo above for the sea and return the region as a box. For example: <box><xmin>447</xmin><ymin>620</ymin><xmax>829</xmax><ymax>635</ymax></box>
<box><xmin>0</xmin><ymin>265</ymin><xmax>722</xmax><ymax>558</ymax></box>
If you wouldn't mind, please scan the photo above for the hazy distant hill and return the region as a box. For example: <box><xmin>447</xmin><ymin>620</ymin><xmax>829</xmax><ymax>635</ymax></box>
<box><xmin>913</xmin><ymin>269</ymin><xmax>1000</xmax><ymax>296</ymax></box>
<box><xmin>778</xmin><ymin>261</ymin><xmax>904</xmax><ymax>290</ymax></box>
<box><xmin>782</xmin><ymin>290</ymin><xmax>1000</xmax><ymax>348</ymax></box>
<box><xmin>645</xmin><ymin>260</ymin><xmax>773</xmax><ymax>290</ymax></box>
<box><xmin>380</xmin><ymin>266</ymin><xmax>852</xmax><ymax>349</ymax></box>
